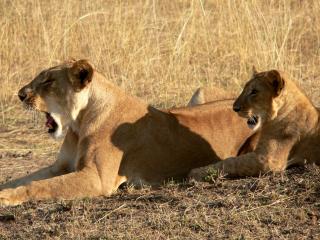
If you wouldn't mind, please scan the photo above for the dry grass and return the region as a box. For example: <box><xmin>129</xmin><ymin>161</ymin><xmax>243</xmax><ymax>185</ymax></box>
<box><xmin>0</xmin><ymin>0</ymin><xmax>320</xmax><ymax>239</ymax></box>
<box><xmin>1</xmin><ymin>0</ymin><xmax>320</xmax><ymax>111</ymax></box>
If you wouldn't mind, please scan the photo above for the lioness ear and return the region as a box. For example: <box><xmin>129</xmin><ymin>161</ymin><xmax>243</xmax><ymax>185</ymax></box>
<box><xmin>252</xmin><ymin>65</ymin><xmax>258</xmax><ymax>76</ymax></box>
<box><xmin>70</xmin><ymin>59</ymin><xmax>94</xmax><ymax>89</ymax></box>
<box><xmin>64</xmin><ymin>57</ymin><xmax>77</xmax><ymax>64</ymax></box>
<box><xmin>267</xmin><ymin>70</ymin><xmax>285</xmax><ymax>97</ymax></box>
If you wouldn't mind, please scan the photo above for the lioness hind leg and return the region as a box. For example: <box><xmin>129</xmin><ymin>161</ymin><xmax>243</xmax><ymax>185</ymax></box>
<box><xmin>0</xmin><ymin>167</ymin><xmax>104</xmax><ymax>206</ymax></box>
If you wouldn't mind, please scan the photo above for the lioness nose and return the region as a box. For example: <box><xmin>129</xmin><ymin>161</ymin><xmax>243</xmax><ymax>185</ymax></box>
<box><xmin>18</xmin><ymin>92</ymin><xmax>27</xmax><ymax>102</ymax></box>
<box><xmin>18</xmin><ymin>88</ymin><xmax>29</xmax><ymax>102</ymax></box>
<box><xmin>233</xmin><ymin>105</ymin><xmax>241</xmax><ymax>112</ymax></box>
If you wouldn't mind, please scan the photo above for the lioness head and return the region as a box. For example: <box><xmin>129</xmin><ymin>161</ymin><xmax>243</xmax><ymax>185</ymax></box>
<box><xmin>233</xmin><ymin>68</ymin><xmax>285</xmax><ymax>130</ymax></box>
<box><xmin>18</xmin><ymin>59</ymin><xmax>94</xmax><ymax>138</ymax></box>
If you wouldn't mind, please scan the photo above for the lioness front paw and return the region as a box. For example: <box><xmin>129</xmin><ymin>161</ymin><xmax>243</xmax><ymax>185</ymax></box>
<box><xmin>213</xmin><ymin>160</ymin><xmax>223</xmax><ymax>169</ymax></box>
<box><xmin>188</xmin><ymin>164</ymin><xmax>220</xmax><ymax>181</ymax></box>
<box><xmin>188</xmin><ymin>166</ymin><xmax>208</xmax><ymax>181</ymax></box>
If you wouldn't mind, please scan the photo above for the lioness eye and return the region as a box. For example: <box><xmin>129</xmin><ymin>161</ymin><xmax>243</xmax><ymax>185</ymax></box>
<box><xmin>42</xmin><ymin>77</ymin><xmax>55</xmax><ymax>86</ymax></box>
<box><xmin>250</xmin><ymin>89</ymin><xmax>258</xmax><ymax>95</ymax></box>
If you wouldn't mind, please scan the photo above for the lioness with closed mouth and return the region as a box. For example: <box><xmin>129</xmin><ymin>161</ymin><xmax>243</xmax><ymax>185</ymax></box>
<box><xmin>202</xmin><ymin>68</ymin><xmax>320</xmax><ymax>177</ymax></box>
<box><xmin>0</xmin><ymin>59</ymin><xmax>255</xmax><ymax>205</ymax></box>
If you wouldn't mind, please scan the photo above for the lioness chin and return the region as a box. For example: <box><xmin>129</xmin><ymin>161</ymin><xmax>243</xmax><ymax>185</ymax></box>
<box><xmin>0</xmin><ymin>59</ymin><xmax>254</xmax><ymax>206</ymax></box>
<box><xmin>210</xmin><ymin>68</ymin><xmax>320</xmax><ymax>177</ymax></box>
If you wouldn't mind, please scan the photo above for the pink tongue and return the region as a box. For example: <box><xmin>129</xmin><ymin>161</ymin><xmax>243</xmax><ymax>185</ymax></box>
<box><xmin>46</xmin><ymin>116</ymin><xmax>54</xmax><ymax>127</ymax></box>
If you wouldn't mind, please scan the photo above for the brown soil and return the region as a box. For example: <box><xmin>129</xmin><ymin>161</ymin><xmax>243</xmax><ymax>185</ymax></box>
<box><xmin>0</xmin><ymin>112</ymin><xmax>319</xmax><ymax>239</ymax></box>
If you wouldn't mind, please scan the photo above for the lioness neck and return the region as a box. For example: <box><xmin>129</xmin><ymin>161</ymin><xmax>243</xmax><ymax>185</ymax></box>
<box><xmin>70</xmin><ymin>71</ymin><xmax>147</xmax><ymax>136</ymax></box>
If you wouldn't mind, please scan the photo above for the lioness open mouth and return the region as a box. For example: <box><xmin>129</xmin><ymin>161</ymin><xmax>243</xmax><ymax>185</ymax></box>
<box><xmin>45</xmin><ymin>112</ymin><xmax>58</xmax><ymax>133</ymax></box>
<box><xmin>247</xmin><ymin>115</ymin><xmax>259</xmax><ymax>129</ymax></box>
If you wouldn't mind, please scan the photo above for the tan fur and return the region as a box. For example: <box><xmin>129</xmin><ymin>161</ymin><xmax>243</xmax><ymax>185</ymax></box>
<box><xmin>211</xmin><ymin>69</ymin><xmax>320</xmax><ymax>177</ymax></box>
<box><xmin>187</xmin><ymin>86</ymin><xmax>237</xmax><ymax>106</ymax></box>
<box><xmin>187</xmin><ymin>86</ymin><xmax>255</xmax><ymax>179</ymax></box>
<box><xmin>0</xmin><ymin>59</ymin><xmax>254</xmax><ymax>205</ymax></box>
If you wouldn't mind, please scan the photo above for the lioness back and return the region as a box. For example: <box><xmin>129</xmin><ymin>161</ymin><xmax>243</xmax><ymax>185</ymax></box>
<box><xmin>170</xmin><ymin>100</ymin><xmax>251</xmax><ymax>159</ymax></box>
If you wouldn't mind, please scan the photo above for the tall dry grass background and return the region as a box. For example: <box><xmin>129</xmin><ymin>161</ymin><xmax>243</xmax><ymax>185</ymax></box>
<box><xmin>1</xmin><ymin>0</ymin><xmax>320</xmax><ymax>121</ymax></box>
<box><xmin>1</xmin><ymin>1</ymin><xmax>320</xmax><ymax>238</ymax></box>
<box><xmin>0</xmin><ymin>0</ymin><xmax>319</xmax><ymax>154</ymax></box>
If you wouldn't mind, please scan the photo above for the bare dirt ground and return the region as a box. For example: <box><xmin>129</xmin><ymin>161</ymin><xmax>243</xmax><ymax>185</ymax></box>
<box><xmin>0</xmin><ymin>108</ymin><xmax>319</xmax><ymax>240</ymax></box>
